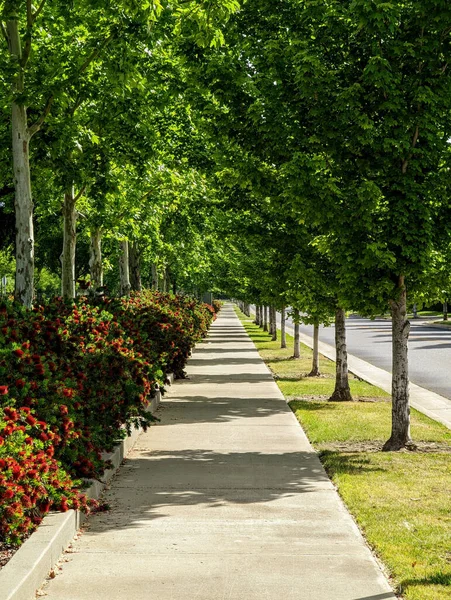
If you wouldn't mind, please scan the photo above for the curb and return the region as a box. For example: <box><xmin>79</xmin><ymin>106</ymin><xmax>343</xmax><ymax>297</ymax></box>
<box><xmin>0</xmin><ymin>379</ymin><xmax>172</xmax><ymax>600</ymax></box>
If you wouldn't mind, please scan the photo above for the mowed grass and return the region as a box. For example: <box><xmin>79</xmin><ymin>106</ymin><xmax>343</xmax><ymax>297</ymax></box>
<box><xmin>237</xmin><ymin>309</ymin><xmax>451</xmax><ymax>600</ymax></box>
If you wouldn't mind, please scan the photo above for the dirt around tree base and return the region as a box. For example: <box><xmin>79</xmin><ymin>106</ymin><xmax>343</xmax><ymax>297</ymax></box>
<box><xmin>318</xmin><ymin>441</ymin><xmax>451</xmax><ymax>454</ymax></box>
<box><xmin>288</xmin><ymin>395</ymin><xmax>390</xmax><ymax>403</ymax></box>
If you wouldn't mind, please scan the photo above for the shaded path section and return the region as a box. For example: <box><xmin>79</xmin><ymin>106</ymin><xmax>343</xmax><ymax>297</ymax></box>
<box><xmin>41</xmin><ymin>304</ymin><xmax>395</xmax><ymax>600</ymax></box>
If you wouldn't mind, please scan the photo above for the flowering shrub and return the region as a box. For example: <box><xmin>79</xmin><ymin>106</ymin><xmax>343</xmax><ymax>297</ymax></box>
<box><xmin>212</xmin><ymin>300</ymin><xmax>223</xmax><ymax>314</ymax></box>
<box><xmin>0</xmin><ymin>292</ymin><xmax>214</xmax><ymax>545</ymax></box>
<box><xmin>0</xmin><ymin>406</ymin><xmax>94</xmax><ymax>545</ymax></box>
<box><xmin>0</xmin><ymin>292</ymin><xmax>213</xmax><ymax>482</ymax></box>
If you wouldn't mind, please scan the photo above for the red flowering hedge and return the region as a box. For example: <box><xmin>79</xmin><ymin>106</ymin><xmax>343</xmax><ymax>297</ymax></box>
<box><xmin>0</xmin><ymin>292</ymin><xmax>214</xmax><ymax>545</ymax></box>
<box><xmin>0</xmin><ymin>406</ymin><xmax>94</xmax><ymax>545</ymax></box>
<box><xmin>212</xmin><ymin>300</ymin><xmax>222</xmax><ymax>314</ymax></box>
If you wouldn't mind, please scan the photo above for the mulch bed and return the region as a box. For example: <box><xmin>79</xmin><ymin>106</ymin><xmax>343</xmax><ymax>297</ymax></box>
<box><xmin>0</xmin><ymin>542</ymin><xmax>19</xmax><ymax>570</ymax></box>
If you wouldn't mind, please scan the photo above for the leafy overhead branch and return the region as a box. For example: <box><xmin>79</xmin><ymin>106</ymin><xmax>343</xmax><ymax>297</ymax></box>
<box><xmin>74</xmin><ymin>185</ymin><xmax>86</xmax><ymax>203</ymax></box>
<box><xmin>78</xmin><ymin>31</ymin><xmax>115</xmax><ymax>78</ymax></box>
<box><xmin>32</xmin><ymin>0</ymin><xmax>47</xmax><ymax>23</ymax></box>
<box><xmin>28</xmin><ymin>94</ymin><xmax>54</xmax><ymax>138</ymax></box>
<box><xmin>29</xmin><ymin>30</ymin><xmax>115</xmax><ymax>136</ymax></box>
<box><xmin>402</xmin><ymin>125</ymin><xmax>420</xmax><ymax>174</ymax></box>
<box><xmin>20</xmin><ymin>0</ymin><xmax>33</xmax><ymax>67</ymax></box>
<box><xmin>0</xmin><ymin>20</ymin><xmax>7</xmax><ymax>43</ymax></box>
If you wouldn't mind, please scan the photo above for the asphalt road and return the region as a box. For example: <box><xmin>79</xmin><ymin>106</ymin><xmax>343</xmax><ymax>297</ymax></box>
<box><xmin>271</xmin><ymin>310</ymin><xmax>451</xmax><ymax>401</ymax></box>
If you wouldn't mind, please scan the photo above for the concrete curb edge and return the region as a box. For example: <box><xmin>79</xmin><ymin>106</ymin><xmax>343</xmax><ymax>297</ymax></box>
<box><xmin>0</xmin><ymin>376</ymin><xmax>173</xmax><ymax>600</ymax></box>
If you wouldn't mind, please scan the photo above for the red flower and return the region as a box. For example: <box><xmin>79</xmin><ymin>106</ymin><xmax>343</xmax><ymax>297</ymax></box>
<box><xmin>0</xmin><ymin>385</ymin><xmax>8</xmax><ymax>395</ymax></box>
<box><xmin>13</xmin><ymin>348</ymin><xmax>24</xmax><ymax>358</ymax></box>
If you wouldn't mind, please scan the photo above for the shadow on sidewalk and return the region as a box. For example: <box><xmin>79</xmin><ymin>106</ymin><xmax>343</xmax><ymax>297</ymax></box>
<box><xmin>87</xmin><ymin>448</ymin><xmax>331</xmax><ymax>534</ymax></box>
<box><xmin>157</xmin><ymin>397</ymin><xmax>289</xmax><ymax>425</ymax></box>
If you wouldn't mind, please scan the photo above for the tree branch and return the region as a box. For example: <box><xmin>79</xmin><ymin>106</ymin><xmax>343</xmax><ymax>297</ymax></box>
<box><xmin>28</xmin><ymin>94</ymin><xmax>54</xmax><ymax>138</ymax></box>
<box><xmin>26</xmin><ymin>0</ymin><xmax>32</xmax><ymax>27</ymax></box>
<box><xmin>32</xmin><ymin>0</ymin><xmax>47</xmax><ymax>23</ymax></box>
<box><xmin>69</xmin><ymin>93</ymin><xmax>84</xmax><ymax>116</ymax></box>
<box><xmin>0</xmin><ymin>20</ymin><xmax>8</xmax><ymax>44</ymax></box>
<box><xmin>77</xmin><ymin>31</ymin><xmax>115</xmax><ymax>78</ymax></box>
<box><xmin>21</xmin><ymin>0</ymin><xmax>33</xmax><ymax>67</ymax></box>
<box><xmin>402</xmin><ymin>125</ymin><xmax>419</xmax><ymax>174</ymax></box>
<box><xmin>74</xmin><ymin>185</ymin><xmax>86</xmax><ymax>203</ymax></box>
<box><xmin>26</xmin><ymin>30</ymin><xmax>115</xmax><ymax>138</ymax></box>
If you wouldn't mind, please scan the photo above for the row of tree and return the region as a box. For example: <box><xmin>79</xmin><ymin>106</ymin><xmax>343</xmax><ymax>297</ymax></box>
<box><xmin>0</xmin><ymin>0</ymin><xmax>238</xmax><ymax>302</ymax></box>
<box><xmin>201</xmin><ymin>0</ymin><xmax>451</xmax><ymax>451</ymax></box>
<box><xmin>3</xmin><ymin>0</ymin><xmax>451</xmax><ymax>451</ymax></box>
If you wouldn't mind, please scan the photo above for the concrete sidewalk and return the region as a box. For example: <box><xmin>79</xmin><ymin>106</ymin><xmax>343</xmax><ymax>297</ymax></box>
<box><xmin>40</xmin><ymin>304</ymin><xmax>396</xmax><ymax>600</ymax></box>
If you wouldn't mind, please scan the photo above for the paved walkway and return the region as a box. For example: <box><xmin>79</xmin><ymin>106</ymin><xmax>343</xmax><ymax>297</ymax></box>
<box><xmin>40</xmin><ymin>304</ymin><xmax>396</xmax><ymax>600</ymax></box>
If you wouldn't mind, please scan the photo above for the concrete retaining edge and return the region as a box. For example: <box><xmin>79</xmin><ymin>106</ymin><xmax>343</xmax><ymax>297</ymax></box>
<box><xmin>0</xmin><ymin>376</ymin><xmax>173</xmax><ymax>600</ymax></box>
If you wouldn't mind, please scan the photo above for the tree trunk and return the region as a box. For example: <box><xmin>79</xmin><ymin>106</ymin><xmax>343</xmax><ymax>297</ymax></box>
<box><xmin>263</xmin><ymin>305</ymin><xmax>268</xmax><ymax>331</ymax></box>
<box><xmin>329</xmin><ymin>308</ymin><xmax>352</xmax><ymax>401</ymax></box>
<box><xmin>151</xmin><ymin>263</ymin><xmax>158</xmax><ymax>290</ymax></box>
<box><xmin>383</xmin><ymin>275</ymin><xmax>413</xmax><ymax>450</ymax></box>
<box><xmin>89</xmin><ymin>228</ymin><xmax>103</xmax><ymax>292</ymax></box>
<box><xmin>308</xmin><ymin>323</ymin><xmax>321</xmax><ymax>376</ymax></box>
<box><xmin>281</xmin><ymin>306</ymin><xmax>287</xmax><ymax>348</ymax></box>
<box><xmin>129</xmin><ymin>242</ymin><xmax>142</xmax><ymax>292</ymax></box>
<box><xmin>119</xmin><ymin>240</ymin><xmax>131</xmax><ymax>297</ymax></box>
<box><xmin>8</xmin><ymin>17</ymin><xmax>34</xmax><ymax>307</ymax></box>
<box><xmin>293</xmin><ymin>308</ymin><xmax>300</xmax><ymax>358</ymax></box>
<box><xmin>444</xmin><ymin>301</ymin><xmax>448</xmax><ymax>322</ymax></box>
<box><xmin>60</xmin><ymin>185</ymin><xmax>77</xmax><ymax>299</ymax></box>
<box><xmin>271</xmin><ymin>306</ymin><xmax>277</xmax><ymax>341</ymax></box>
<box><xmin>159</xmin><ymin>269</ymin><xmax>168</xmax><ymax>293</ymax></box>
<box><xmin>254</xmin><ymin>304</ymin><xmax>260</xmax><ymax>326</ymax></box>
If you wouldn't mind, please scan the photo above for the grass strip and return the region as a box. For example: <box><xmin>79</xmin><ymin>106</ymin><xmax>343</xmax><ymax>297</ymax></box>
<box><xmin>236</xmin><ymin>308</ymin><xmax>451</xmax><ymax>600</ymax></box>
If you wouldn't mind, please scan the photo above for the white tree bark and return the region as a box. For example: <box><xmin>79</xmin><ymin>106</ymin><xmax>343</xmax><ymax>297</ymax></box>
<box><xmin>383</xmin><ymin>276</ymin><xmax>413</xmax><ymax>450</ymax></box>
<box><xmin>60</xmin><ymin>185</ymin><xmax>76</xmax><ymax>299</ymax></box>
<box><xmin>89</xmin><ymin>228</ymin><xmax>103</xmax><ymax>292</ymax></box>
<box><xmin>119</xmin><ymin>240</ymin><xmax>131</xmax><ymax>297</ymax></box>
<box><xmin>270</xmin><ymin>306</ymin><xmax>277</xmax><ymax>341</ymax></box>
<box><xmin>7</xmin><ymin>17</ymin><xmax>34</xmax><ymax>307</ymax></box>
<box><xmin>151</xmin><ymin>263</ymin><xmax>158</xmax><ymax>290</ymax></box>
<box><xmin>308</xmin><ymin>323</ymin><xmax>321</xmax><ymax>376</ymax></box>
<box><xmin>129</xmin><ymin>242</ymin><xmax>142</xmax><ymax>292</ymax></box>
<box><xmin>329</xmin><ymin>308</ymin><xmax>352</xmax><ymax>401</ymax></box>
<box><xmin>281</xmin><ymin>305</ymin><xmax>287</xmax><ymax>349</ymax></box>
<box><xmin>293</xmin><ymin>308</ymin><xmax>300</xmax><ymax>358</ymax></box>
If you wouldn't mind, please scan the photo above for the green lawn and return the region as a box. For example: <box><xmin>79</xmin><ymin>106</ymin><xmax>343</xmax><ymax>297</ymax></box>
<box><xmin>236</xmin><ymin>308</ymin><xmax>451</xmax><ymax>600</ymax></box>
